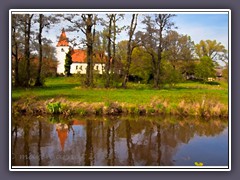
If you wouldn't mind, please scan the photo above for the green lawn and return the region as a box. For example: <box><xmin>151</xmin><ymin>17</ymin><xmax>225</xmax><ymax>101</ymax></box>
<box><xmin>12</xmin><ymin>77</ymin><xmax>229</xmax><ymax>105</ymax></box>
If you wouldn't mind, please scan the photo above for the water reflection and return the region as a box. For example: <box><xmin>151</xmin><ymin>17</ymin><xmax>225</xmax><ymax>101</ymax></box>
<box><xmin>11</xmin><ymin>115</ymin><xmax>228</xmax><ymax>166</ymax></box>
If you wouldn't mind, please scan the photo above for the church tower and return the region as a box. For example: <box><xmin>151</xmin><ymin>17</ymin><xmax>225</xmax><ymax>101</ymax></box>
<box><xmin>56</xmin><ymin>28</ymin><xmax>70</xmax><ymax>74</ymax></box>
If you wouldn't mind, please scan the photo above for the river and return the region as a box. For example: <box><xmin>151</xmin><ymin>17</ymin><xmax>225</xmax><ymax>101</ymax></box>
<box><xmin>11</xmin><ymin>115</ymin><xmax>228</xmax><ymax>167</ymax></box>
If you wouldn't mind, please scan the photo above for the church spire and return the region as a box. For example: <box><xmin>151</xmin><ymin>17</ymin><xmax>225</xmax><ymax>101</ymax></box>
<box><xmin>57</xmin><ymin>28</ymin><xmax>69</xmax><ymax>47</ymax></box>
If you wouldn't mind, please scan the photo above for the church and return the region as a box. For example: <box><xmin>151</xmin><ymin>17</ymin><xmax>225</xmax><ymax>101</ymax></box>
<box><xmin>56</xmin><ymin>29</ymin><xmax>106</xmax><ymax>75</ymax></box>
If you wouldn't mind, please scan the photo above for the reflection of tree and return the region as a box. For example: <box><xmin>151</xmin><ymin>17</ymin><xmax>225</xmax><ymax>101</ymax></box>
<box><xmin>126</xmin><ymin>120</ymin><xmax>134</xmax><ymax>166</ymax></box>
<box><xmin>156</xmin><ymin>124</ymin><xmax>162</xmax><ymax>166</ymax></box>
<box><xmin>11</xmin><ymin>115</ymin><xmax>228</xmax><ymax>166</ymax></box>
<box><xmin>84</xmin><ymin>120</ymin><xmax>94</xmax><ymax>166</ymax></box>
<box><xmin>11</xmin><ymin>120</ymin><xmax>18</xmax><ymax>165</ymax></box>
<box><xmin>106</xmin><ymin>127</ymin><xmax>111</xmax><ymax>165</ymax></box>
<box><xmin>23</xmin><ymin>119</ymin><xmax>30</xmax><ymax>165</ymax></box>
<box><xmin>38</xmin><ymin>120</ymin><xmax>42</xmax><ymax>166</ymax></box>
<box><xmin>106</xmin><ymin>124</ymin><xmax>116</xmax><ymax>166</ymax></box>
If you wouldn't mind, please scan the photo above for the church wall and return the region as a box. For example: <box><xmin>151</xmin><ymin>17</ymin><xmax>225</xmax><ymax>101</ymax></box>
<box><xmin>70</xmin><ymin>63</ymin><xmax>105</xmax><ymax>74</ymax></box>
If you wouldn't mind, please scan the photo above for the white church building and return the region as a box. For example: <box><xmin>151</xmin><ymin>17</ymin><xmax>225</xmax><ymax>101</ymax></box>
<box><xmin>56</xmin><ymin>29</ymin><xmax>105</xmax><ymax>75</ymax></box>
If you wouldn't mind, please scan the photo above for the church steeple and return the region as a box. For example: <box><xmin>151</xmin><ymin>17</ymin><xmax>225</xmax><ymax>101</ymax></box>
<box><xmin>57</xmin><ymin>28</ymin><xmax>69</xmax><ymax>47</ymax></box>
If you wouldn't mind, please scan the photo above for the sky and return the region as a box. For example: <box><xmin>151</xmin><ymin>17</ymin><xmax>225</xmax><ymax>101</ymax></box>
<box><xmin>39</xmin><ymin>11</ymin><xmax>229</xmax><ymax>57</ymax></box>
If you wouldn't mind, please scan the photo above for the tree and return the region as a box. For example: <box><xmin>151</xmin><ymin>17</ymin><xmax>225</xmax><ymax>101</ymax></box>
<box><xmin>121</xmin><ymin>14</ymin><xmax>138</xmax><ymax>88</ymax></box>
<box><xmin>23</xmin><ymin>14</ymin><xmax>34</xmax><ymax>87</ymax></box>
<box><xmin>195</xmin><ymin>40</ymin><xmax>227</xmax><ymax>62</ymax></box>
<box><xmin>100</xmin><ymin>14</ymin><xmax>125</xmax><ymax>87</ymax></box>
<box><xmin>163</xmin><ymin>30</ymin><xmax>196</xmax><ymax>79</ymax></box>
<box><xmin>105</xmin><ymin>14</ymin><xmax>114</xmax><ymax>88</ymax></box>
<box><xmin>64</xmin><ymin>14</ymin><xmax>97</xmax><ymax>87</ymax></box>
<box><xmin>164</xmin><ymin>30</ymin><xmax>195</xmax><ymax>68</ymax></box>
<box><xmin>141</xmin><ymin>14</ymin><xmax>176</xmax><ymax>88</ymax></box>
<box><xmin>111</xmin><ymin>14</ymin><xmax>125</xmax><ymax>75</ymax></box>
<box><xmin>222</xmin><ymin>64</ymin><xmax>228</xmax><ymax>82</ymax></box>
<box><xmin>64</xmin><ymin>49</ymin><xmax>72</xmax><ymax>76</ymax></box>
<box><xmin>130</xmin><ymin>47</ymin><xmax>152</xmax><ymax>83</ymax></box>
<box><xmin>34</xmin><ymin>14</ymin><xmax>44</xmax><ymax>86</ymax></box>
<box><xmin>35</xmin><ymin>14</ymin><xmax>59</xmax><ymax>86</ymax></box>
<box><xmin>11</xmin><ymin>14</ymin><xmax>22</xmax><ymax>87</ymax></box>
<box><xmin>195</xmin><ymin>56</ymin><xmax>216</xmax><ymax>82</ymax></box>
<box><xmin>160</xmin><ymin>60</ymin><xmax>183</xmax><ymax>87</ymax></box>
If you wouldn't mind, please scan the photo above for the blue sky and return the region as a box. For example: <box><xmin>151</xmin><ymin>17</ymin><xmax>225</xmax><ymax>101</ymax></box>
<box><xmin>174</xmin><ymin>14</ymin><xmax>229</xmax><ymax>49</ymax></box>
<box><xmin>41</xmin><ymin>11</ymin><xmax>229</xmax><ymax>52</ymax></box>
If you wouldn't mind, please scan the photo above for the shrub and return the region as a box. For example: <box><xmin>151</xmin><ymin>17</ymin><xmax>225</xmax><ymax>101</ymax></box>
<box><xmin>46</xmin><ymin>102</ymin><xmax>62</xmax><ymax>114</ymax></box>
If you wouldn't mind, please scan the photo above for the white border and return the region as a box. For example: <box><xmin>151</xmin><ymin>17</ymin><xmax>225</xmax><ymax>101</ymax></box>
<box><xmin>9</xmin><ymin>9</ymin><xmax>231</xmax><ymax>172</ymax></box>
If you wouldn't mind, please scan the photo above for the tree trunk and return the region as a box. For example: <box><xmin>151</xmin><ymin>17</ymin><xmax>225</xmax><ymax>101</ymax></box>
<box><xmin>121</xmin><ymin>14</ymin><xmax>138</xmax><ymax>88</ymax></box>
<box><xmin>85</xmin><ymin>15</ymin><xmax>94</xmax><ymax>87</ymax></box>
<box><xmin>105</xmin><ymin>15</ymin><xmax>113</xmax><ymax>88</ymax></box>
<box><xmin>122</xmin><ymin>42</ymin><xmax>132</xmax><ymax>88</ymax></box>
<box><xmin>24</xmin><ymin>14</ymin><xmax>33</xmax><ymax>87</ymax></box>
<box><xmin>35</xmin><ymin>14</ymin><xmax>43</xmax><ymax>86</ymax></box>
<box><xmin>111</xmin><ymin>15</ymin><xmax>117</xmax><ymax>76</ymax></box>
<box><xmin>154</xmin><ymin>26</ymin><xmax>163</xmax><ymax>89</ymax></box>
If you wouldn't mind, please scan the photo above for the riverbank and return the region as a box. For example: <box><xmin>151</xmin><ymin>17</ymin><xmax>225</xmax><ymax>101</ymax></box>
<box><xmin>12</xmin><ymin>77</ymin><xmax>229</xmax><ymax>118</ymax></box>
<box><xmin>12</xmin><ymin>96</ymin><xmax>228</xmax><ymax>118</ymax></box>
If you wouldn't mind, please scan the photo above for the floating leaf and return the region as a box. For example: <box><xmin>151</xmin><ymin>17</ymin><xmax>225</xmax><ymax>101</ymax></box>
<box><xmin>195</xmin><ymin>162</ymin><xmax>204</xmax><ymax>166</ymax></box>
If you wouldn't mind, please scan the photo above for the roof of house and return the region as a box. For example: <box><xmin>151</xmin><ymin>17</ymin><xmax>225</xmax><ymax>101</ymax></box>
<box><xmin>57</xmin><ymin>28</ymin><xmax>69</xmax><ymax>47</ymax></box>
<box><xmin>71</xmin><ymin>49</ymin><xmax>86</xmax><ymax>63</ymax></box>
<box><xmin>71</xmin><ymin>49</ymin><xmax>107</xmax><ymax>63</ymax></box>
<box><xmin>57</xmin><ymin>29</ymin><xmax>107</xmax><ymax>63</ymax></box>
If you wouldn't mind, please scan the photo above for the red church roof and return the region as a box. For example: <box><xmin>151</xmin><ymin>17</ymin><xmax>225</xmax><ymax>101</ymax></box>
<box><xmin>57</xmin><ymin>28</ymin><xmax>69</xmax><ymax>47</ymax></box>
<box><xmin>71</xmin><ymin>49</ymin><xmax>87</xmax><ymax>63</ymax></box>
<box><xmin>57</xmin><ymin>29</ymin><xmax>107</xmax><ymax>63</ymax></box>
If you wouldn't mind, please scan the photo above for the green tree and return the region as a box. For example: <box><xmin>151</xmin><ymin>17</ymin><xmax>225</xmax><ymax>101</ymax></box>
<box><xmin>195</xmin><ymin>56</ymin><xmax>216</xmax><ymax>82</ymax></box>
<box><xmin>130</xmin><ymin>47</ymin><xmax>152</xmax><ymax>83</ymax></box>
<box><xmin>195</xmin><ymin>40</ymin><xmax>227</xmax><ymax>62</ymax></box>
<box><xmin>122</xmin><ymin>14</ymin><xmax>138</xmax><ymax>88</ymax></box>
<box><xmin>64</xmin><ymin>49</ymin><xmax>72</xmax><ymax>77</ymax></box>
<box><xmin>141</xmin><ymin>14</ymin><xmax>176</xmax><ymax>88</ymax></box>
<box><xmin>160</xmin><ymin>60</ymin><xmax>183</xmax><ymax>87</ymax></box>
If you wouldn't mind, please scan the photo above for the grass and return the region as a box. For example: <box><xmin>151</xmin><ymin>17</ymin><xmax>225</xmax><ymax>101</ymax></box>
<box><xmin>11</xmin><ymin>77</ymin><xmax>229</xmax><ymax>117</ymax></box>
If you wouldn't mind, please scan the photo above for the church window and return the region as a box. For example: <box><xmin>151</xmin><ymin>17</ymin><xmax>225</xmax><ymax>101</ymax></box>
<box><xmin>61</xmin><ymin>48</ymin><xmax>64</xmax><ymax>52</ymax></box>
<box><xmin>76</xmin><ymin>65</ymin><xmax>78</xmax><ymax>70</ymax></box>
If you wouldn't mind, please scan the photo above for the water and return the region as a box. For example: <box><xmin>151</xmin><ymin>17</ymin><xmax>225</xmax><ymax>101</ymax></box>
<box><xmin>11</xmin><ymin>115</ymin><xmax>228</xmax><ymax>167</ymax></box>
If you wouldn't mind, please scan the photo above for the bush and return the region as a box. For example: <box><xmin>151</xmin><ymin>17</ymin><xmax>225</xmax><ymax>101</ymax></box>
<box><xmin>46</xmin><ymin>102</ymin><xmax>62</xmax><ymax>114</ymax></box>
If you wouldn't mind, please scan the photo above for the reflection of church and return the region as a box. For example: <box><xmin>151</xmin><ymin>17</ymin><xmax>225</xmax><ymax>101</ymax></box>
<box><xmin>55</xmin><ymin>120</ymin><xmax>86</xmax><ymax>151</ymax></box>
